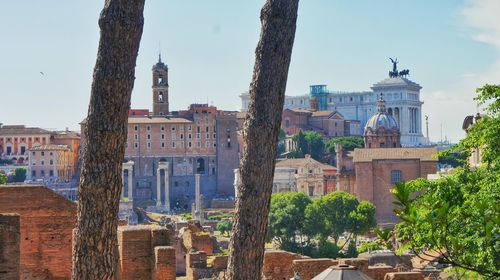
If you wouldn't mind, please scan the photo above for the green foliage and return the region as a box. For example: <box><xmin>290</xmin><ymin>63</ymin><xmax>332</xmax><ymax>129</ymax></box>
<box><xmin>305</xmin><ymin>192</ymin><xmax>376</xmax><ymax>245</ymax></box>
<box><xmin>13</xmin><ymin>168</ymin><xmax>26</xmax><ymax>182</ymax></box>
<box><xmin>0</xmin><ymin>159</ymin><xmax>14</xmax><ymax>165</ymax></box>
<box><xmin>290</xmin><ymin>131</ymin><xmax>325</xmax><ymax>160</ymax></box>
<box><xmin>438</xmin><ymin>145</ymin><xmax>467</xmax><ymax>168</ymax></box>
<box><xmin>312</xmin><ymin>240</ymin><xmax>339</xmax><ymax>258</ymax></box>
<box><xmin>392</xmin><ymin>85</ymin><xmax>500</xmax><ymax>278</ymax></box>
<box><xmin>267</xmin><ymin>192</ymin><xmax>312</xmax><ymax>250</ymax></box>
<box><xmin>358</xmin><ymin>241</ymin><xmax>385</xmax><ymax>253</ymax></box>
<box><xmin>276</xmin><ymin>129</ymin><xmax>287</xmax><ymax>157</ymax></box>
<box><xmin>207</xmin><ymin>212</ymin><xmax>233</xmax><ymax>221</ymax></box>
<box><xmin>0</xmin><ymin>173</ymin><xmax>7</xmax><ymax>185</ymax></box>
<box><xmin>346</xmin><ymin>240</ymin><xmax>358</xmax><ymax>258</ymax></box>
<box><xmin>179</xmin><ymin>213</ymin><xmax>192</xmax><ymax>220</ymax></box>
<box><xmin>216</xmin><ymin>220</ymin><xmax>233</xmax><ymax>236</ymax></box>
<box><xmin>325</xmin><ymin>136</ymin><xmax>364</xmax><ymax>153</ymax></box>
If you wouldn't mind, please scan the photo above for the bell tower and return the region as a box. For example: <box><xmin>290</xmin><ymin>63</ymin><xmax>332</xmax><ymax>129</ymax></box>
<box><xmin>152</xmin><ymin>54</ymin><xmax>169</xmax><ymax>115</ymax></box>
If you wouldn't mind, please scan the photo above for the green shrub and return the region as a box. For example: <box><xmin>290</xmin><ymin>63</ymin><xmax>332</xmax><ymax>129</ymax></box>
<box><xmin>358</xmin><ymin>241</ymin><xmax>384</xmax><ymax>253</ymax></box>
<box><xmin>312</xmin><ymin>241</ymin><xmax>339</xmax><ymax>259</ymax></box>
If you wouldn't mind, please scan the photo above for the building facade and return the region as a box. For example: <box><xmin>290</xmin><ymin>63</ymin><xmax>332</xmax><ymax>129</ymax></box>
<box><xmin>29</xmin><ymin>145</ymin><xmax>74</xmax><ymax>181</ymax></box>
<box><xmin>79</xmin><ymin>57</ymin><xmax>240</xmax><ymax>210</ymax></box>
<box><xmin>240</xmin><ymin>61</ymin><xmax>426</xmax><ymax>146</ymax></box>
<box><xmin>336</xmin><ymin>99</ymin><xmax>437</xmax><ymax>225</ymax></box>
<box><xmin>272</xmin><ymin>155</ymin><xmax>337</xmax><ymax>198</ymax></box>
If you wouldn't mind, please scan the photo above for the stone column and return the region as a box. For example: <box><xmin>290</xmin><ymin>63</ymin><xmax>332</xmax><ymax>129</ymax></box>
<box><xmin>121</xmin><ymin>165</ymin><xmax>126</xmax><ymax>199</ymax></box>
<box><xmin>164</xmin><ymin>162</ymin><xmax>170</xmax><ymax>211</ymax></box>
<box><xmin>156</xmin><ymin>167</ymin><xmax>162</xmax><ymax>207</ymax></box>
<box><xmin>123</xmin><ymin>161</ymin><xmax>134</xmax><ymax>201</ymax></box>
<box><xmin>194</xmin><ymin>174</ymin><xmax>201</xmax><ymax>221</ymax></box>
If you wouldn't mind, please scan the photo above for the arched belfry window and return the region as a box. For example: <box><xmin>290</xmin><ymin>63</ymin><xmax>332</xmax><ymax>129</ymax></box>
<box><xmin>158</xmin><ymin>92</ymin><xmax>163</xmax><ymax>102</ymax></box>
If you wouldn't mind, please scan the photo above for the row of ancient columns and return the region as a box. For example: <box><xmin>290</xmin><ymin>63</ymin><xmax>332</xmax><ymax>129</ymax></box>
<box><xmin>122</xmin><ymin>161</ymin><xmax>203</xmax><ymax>217</ymax></box>
<box><xmin>156</xmin><ymin>161</ymin><xmax>170</xmax><ymax>210</ymax></box>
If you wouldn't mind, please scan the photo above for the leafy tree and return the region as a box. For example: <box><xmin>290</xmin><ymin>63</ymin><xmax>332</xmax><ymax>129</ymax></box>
<box><xmin>392</xmin><ymin>84</ymin><xmax>500</xmax><ymax>278</ymax></box>
<box><xmin>305</xmin><ymin>192</ymin><xmax>376</xmax><ymax>249</ymax></box>
<box><xmin>276</xmin><ymin>128</ymin><xmax>286</xmax><ymax>157</ymax></box>
<box><xmin>217</xmin><ymin>220</ymin><xmax>233</xmax><ymax>236</ymax></box>
<box><xmin>325</xmin><ymin>136</ymin><xmax>364</xmax><ymax>153</ymax></box>
<box><xmin>312</xmin><ymin>240</ymin><xmax>339</xmax><ymax>258</ymax></box>
<box><xmin>290</xmin><ymin>131</ymin><xmax>324</xmax><ymax>160</ymax></box>
<box><xmin>13</xmin><ymin>168</ymin><xmax>26</xmax><ymax>182</ymax></box>
<box><xmin>267</xmin><ymin>192</ymin><xmax>312</xmax><ymax>252</ymax></box>
<box><xmin>438</xmin><ymin>144</ymin><xmax>467</xmax><ymax>168</ymax></box>
<box><xmin>0</xmin><ymin>173</ymin><xmax>7</xmax><ymax>185</ymax></box>
<box><xmin>346</xmin><ymin>240</ymin><xmax>358</xmax><ymax>258</ymax></box>
<box><xmin>358</xmin><ymin>241</ymin><xmax>385</xmax><ymax>253</ymax></box>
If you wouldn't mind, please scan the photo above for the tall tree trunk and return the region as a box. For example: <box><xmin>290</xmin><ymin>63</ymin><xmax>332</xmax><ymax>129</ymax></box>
<box><xmin>72</xmin><ymin>0</ymin><xmax>144</xmax><ymax>279</ymax></box>
<box><xmin>226</xmin><ymin>1</ymin><xmax>299</xmax><ymax>279</ymax></box>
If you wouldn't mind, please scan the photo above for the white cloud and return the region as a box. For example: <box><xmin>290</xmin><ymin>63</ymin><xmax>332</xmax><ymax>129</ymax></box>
<box><xmin>423</xmin><ymin>0</ymin><xmax>500</xmax><ymax>143</ymax></box>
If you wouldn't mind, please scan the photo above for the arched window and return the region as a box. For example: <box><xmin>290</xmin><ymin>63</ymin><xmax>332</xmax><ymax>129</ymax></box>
<box><xmin>158</xmin><ymin>92</ymin><xmax>163</xmax><ymax>102</ymax></box>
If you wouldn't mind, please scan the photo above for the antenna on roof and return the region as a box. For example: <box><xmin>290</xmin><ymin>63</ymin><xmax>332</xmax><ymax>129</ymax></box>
<box><xmin>158</xmin><ymin>41</ymin><xmax>162</xmax><ymax>63</ymax></box>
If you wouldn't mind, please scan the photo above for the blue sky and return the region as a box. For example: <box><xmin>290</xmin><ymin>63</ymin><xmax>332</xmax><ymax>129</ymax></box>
<box><xmin>0</xmin><ymin>0</ymin><xmax>499</xmax><ymax>142</ymax></box>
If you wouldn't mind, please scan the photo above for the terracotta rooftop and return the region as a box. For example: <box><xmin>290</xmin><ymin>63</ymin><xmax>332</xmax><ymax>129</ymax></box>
<box><xmin>276</xmin><ymin>155</ymin><xmax>336</xmax><ymax>170</ymax></box>
<box><xmin>0</xmin><ymin>125</ymin><xmax>51</xmax><ymax>136</ymax></box>
<box><xmin>311</xmin><ymin>110</ymin><xmax>344</xmax><ymax>118</ymax></box>
<box><xmin>352</xmin><ymin>147</ymin><xmax>438</xmax><ymax>162</ymax></box>
<box><xmin>29</xmin><ymin>144</ymin><xmax>70</xmax><ymax>151</ymax></box>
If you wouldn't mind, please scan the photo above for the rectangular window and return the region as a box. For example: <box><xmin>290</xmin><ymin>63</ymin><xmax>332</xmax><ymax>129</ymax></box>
<box><xmin>206</xmin><ymin>126</ymin><xmax>209</xmax><ymax>132</ymax></box>
<box><xmin>205</xmin><ymin>141</ymin><xmax>210</xmax><ymax>148</ymax></box>
<box><xmin>197</xmin><ymin>141</ymin><xmax>201</xmax><ymax>148</ymax></box>
<box><xmin>49</xmin><ymin>170</ymin><xmax>54</xmax><ymax>177</ymax></box>
<box><xmin>32</xmin><ymin>170</ymin><xmax>36</xmax><ymax>177</ymax></box>
<box><xmin>196</xmin><ymin>133</ymin><xmax>201</xmax><ymax>139</ymax></box>
<box><xmin>188</xmin><ymin>142</ymin><xmax>192</xmax><ymax>148</ymax></box>
<box><xmin>213</xmin><ymin>133</ymin><xmax>216</xmax><ymax>139</ymax></box>
<box><xmin>172</xmin><ymin>142</ymin><xmax>176</xmax><ymax>148</ymax></box>
<box><xmin>161</xmin><ymin>142</ymin><xmax>165</xmax><ymax>148</ymax></box>
<box><xmin>134</xmin><ymin>125</ymin><xmax>138</xmax><ymax>131</ymax></box>
<box><xmin>147</xmin><ymin>134</ymin><xmax>151</xmax><ymax>140</ymax></box>
<box><xmin>188</xmin><ymin>125</ymin><xmax>192</xmax><ymax>131</ymax></box>
<box><xmin>146</xmin><ymin>125</ymin><xmax>151</xmax><ymax>131</ymax></box>
<box><xmin>161</xmin><ymin>134</ymin><xmax>165</xmax><ymax>140</ymax></box>
<box><xmin>188</xmin><ymin>134</ymin><xmax>192</xmax><ymax>139</ymax></box>
<box><xmin>41</xmin><ymin>151</ymin><xmax>45</xmax><ymax>156</ymax></box>
<box><xmin>180</xmin><ymin>134</ymin><xmax>184</xmax><ymax>139</ymax></box>
<box><xmin>134</xmin><ymin>143</ymin><xmax>138</xmax><ymax>149</ymax></box>
<box><xmin>134</xmin><ymin>134</ymin><xmax>138</xmax><ymax>140</ymax></box>
<box><xmin>32</xmin><ymin>151</ymin><xmax>35</xmax><ymax>156</ymax></box>
<box><xmin>41</xmin><ymin>160</ymin><xmax>45</xmax><ymax>165</ymax></box>
<box><xmin>172</xmin><ymin>125</ymin><xmax>176</xmax><ymax>131</ymax></box>
<box><xmin>391</xmin><ymin>170</ymin><xmax>402</xmax><ymax>184</ymax></box>
<box><xmin>50</xmin><ymin>160</ymin><xmax>54</xmax><ymax>165</ymax></box>
<box><xmin>206</xmin><ymin>133</ymin><xmax>209</xmax><ymax>139</ymax></box>
<box><xmin>172</xmin><ymin>133</ymin><xmax>176</xmax><ymax>140</ymax></box>
<box><xmin>161</xmin><ymin>125</ymin><xmax>165</xmax><ymax>131</ymax></box>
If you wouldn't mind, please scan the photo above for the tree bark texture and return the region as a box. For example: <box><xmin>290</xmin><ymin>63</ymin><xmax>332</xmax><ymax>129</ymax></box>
<box><xmin>226</xmin><ymin>1</ymin><xmax>299</xmax><ymax>279</ymax></box>
<box><xmin>72</xmin><ymin>0</ymin><xmax>144</xmax><ymax>279</ymax></box>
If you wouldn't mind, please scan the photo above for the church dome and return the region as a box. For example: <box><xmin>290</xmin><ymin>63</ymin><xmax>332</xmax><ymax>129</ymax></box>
<box><xmin>365</xmin><ymin>96</ymin><xmax>398</xmax><ymax>131</ymax></box>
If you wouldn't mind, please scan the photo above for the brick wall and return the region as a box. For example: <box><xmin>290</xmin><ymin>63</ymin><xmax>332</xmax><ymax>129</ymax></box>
<box><xmin>292</xmin><ymin>258</ymin><xmax>337</xmax><ymax>280</ymax></box>
<box><xmin>153</xmin><ymin>246</ymin><xmax>176</xmax><ymax>280</ymax></box>
<box><xmin>263</xmin><ymin>250</ymin><xmax>307</xmax><ymax>280</ymax></box>
<box><xmin>0</xmin><ymin>185</ymin><xmax>76</xmax><ymax>279</ymax></box>
<box><xmin>0</xmin><ymin>213</ymin><xmax>20</xmax><ymax>280</ymax></box>
<box><xmin>384</xmin><ymin>272</ymin><xmax>424</xmax><ymax>280</ymax></box>
<box><xmin>117</xmin><ymin>225</ymin><xmax>175</xmax><ymax>280</ymax></box>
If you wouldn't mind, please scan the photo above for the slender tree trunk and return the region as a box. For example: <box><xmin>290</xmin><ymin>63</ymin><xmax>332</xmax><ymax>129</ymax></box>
<box><xmin>226</xmin><ymin>1</ymin><xmax>299</xmax><ymax>279</ymax></box>
<box><xmin>72</xmin><ymin>0</ymin><xmax>144</xmax><ymax>279</ymax></box>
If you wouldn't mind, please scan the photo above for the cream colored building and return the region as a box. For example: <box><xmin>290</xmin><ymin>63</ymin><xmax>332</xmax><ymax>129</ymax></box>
<box><xmin>273</xmin><ymin>155</ymin><xmax>337</xmax><ymax>198</ymax></box>
<box><xmin>29</xmin><ymin>145</ymin><xmax>73</xmax><ymax>181</ymax></box>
